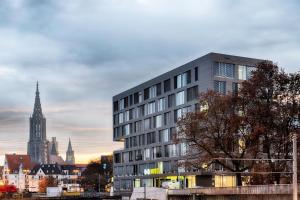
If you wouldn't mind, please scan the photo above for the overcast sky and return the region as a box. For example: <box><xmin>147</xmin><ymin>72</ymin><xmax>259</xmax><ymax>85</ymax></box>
<box><xmin>0</xmin><ymin>0</ymin><xmax>299</xmax><ymax>164</ymax></box>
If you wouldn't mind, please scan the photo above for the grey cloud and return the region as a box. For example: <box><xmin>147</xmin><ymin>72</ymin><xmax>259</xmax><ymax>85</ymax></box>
<box><xmin>0</xmin><ymin>0</ymin><xmax>299</xmax><ymax>162</ymax></box>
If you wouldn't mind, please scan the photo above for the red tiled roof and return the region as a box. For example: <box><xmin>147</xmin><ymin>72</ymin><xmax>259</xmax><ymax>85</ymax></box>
<box><xmin>5</xmin><ymin>154</ymin><xmax>35</xmax><ymax>172</ymax></box>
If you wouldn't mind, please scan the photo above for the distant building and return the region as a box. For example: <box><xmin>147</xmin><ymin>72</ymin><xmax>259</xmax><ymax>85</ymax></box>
<box><xmin>49</xmin><ymin>137</ymin><xmax>59</xmax><ymax>156</ymax></box>
<box><xmin>27</xmin><ymin>82</ymin><xmax>49</xmax><ymax>164</ymax></box>
<box><xmin>3</xmin><ymin>154</ymin><xmax>35</xmax><ymax>191</ymax></box>
<box><xmin>29</xmin><ymin>164</ymin><xmax>82</xmax><ymax>192</ymax></box>
<box><xmin>49</xmin><ymin>154</ymin><xmax>66</xmax><ymax>165</ymax></box>
<box><xmin>66</xmin><ymin>138</ymin><xmax>75</xmax><ymax>164</ymax></box>
<box><xmin>48</xmin><ymin>137</ymin><xmax>66</xmax><ymax>165</ymax></box>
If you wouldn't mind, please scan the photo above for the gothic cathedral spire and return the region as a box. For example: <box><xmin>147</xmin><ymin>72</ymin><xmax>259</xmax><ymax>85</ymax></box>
<box><xmin>27</xmin><ymin>82</ymin><xmax>49</xmax><ymax>164</ymax></box>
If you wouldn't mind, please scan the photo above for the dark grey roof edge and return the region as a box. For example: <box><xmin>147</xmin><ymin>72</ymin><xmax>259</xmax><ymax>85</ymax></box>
<box><xmin>112</xmin><ymin>52</ymin><xmax>265</xmax><ymax>100</ymax></box>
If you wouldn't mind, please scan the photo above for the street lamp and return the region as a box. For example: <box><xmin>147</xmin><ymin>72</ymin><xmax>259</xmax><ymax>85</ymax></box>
<box><xmin>292</xmin><ymin>116</ymin><xmax>300</xmax><ymax>200</ymax></box>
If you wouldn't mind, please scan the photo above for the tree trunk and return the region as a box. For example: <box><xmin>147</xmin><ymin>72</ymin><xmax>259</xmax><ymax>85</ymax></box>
<box><xmin>236</xmin><ymin>172</ymin><xmax>242</xmax><ymax>186</ymax></box>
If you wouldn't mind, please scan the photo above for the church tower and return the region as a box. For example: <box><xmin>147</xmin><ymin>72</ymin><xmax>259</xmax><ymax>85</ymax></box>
<box><xmin>66</xmin><ymin>138</ymin><xmax>75</xmax><ymax>164</ymax></box>
<box><xmin>27</xmin><ymin>82</ymin><xmax>49</xmax><ymax>163</ymax></box>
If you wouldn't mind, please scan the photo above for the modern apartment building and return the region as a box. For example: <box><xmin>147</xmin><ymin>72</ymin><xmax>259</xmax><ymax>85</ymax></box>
<box><xmin>112</xmin><ymin>53</ymin><xmax>262</xmax><ymax>195</ymax></box>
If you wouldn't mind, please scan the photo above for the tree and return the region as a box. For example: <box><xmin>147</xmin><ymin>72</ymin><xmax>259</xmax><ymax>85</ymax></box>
<box><xmin>177</xmin><ymin>61</ymin><xmax>300</xmax><ymax>185</ymax></box>
<box><xmin>177</xmin><ymin>91</ymin><xmax>261</xmax><ymax>186</ymax></box>
<box><xmin>80</xmin><ymin>156</ymin><xmax>113</xmax><ymax>192</ymax></box>
<box><xmin>239</xmin><ymin>61</ymin><xmax>300</xmax><ymax>184</ymax></box>
<box><xmin>39</xmin><ymin>176</ymin><xmax>58</xmax><ymax>193</ymax></box>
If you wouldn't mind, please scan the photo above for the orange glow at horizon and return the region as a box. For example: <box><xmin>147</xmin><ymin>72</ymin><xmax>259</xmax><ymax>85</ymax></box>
<box><xmin>75</xmin><ymin>152</ymin><xmax>113</xmax><ymax>164</ymax></box>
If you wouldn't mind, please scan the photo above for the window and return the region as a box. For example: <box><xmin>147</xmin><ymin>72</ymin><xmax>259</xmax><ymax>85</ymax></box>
<box><xmin>168</xmin><ymin>94</ymin><xmax>175</xmax><ymax>108</ymax></box>
<box><xmin>165</xmin><ymin>144</ymin><xmax>177</xmax><ymax>157</ymax></box>
<box><xmin>175</xmin><ymin>91</ymin><xmax>185</xmax><ymax>106</ymax></box>
<box><xmin>179</xmin><ymin>143</ymin><xmax>187</xmax><ymax>156</ymax></box>
<box><xmin>135</xmin><ymin>121</ymin><xmax>142</xmax><ymax>133</ymax></box>
<box><xmin>144</xmin><ymin>118</ymin><xmax>151</xmax><ymax>130</ymax></box>
<box><xmin>124</xmin><ymin>110</ymin><xmax>129</xmax><ymax>122</ymax></box>
<box><xmin>134</xmin><ymin>92</ymin><xmax>143</xmax><ymax>104</ymax></box>
<box><xmin>114</xmin><ymin>127</ymin><xmax>119</xmax><ymax>138</ymax></box>
<box><xmin>129</xmin><ymin>109</ymin><xmax>134</xmax><ymax>120</ymax></box>
<box><xmin>174</xmin><ymin>106</ymin><xmax>191</xmax><ymax>122</ymax></box>
<box><xmin>214</xmin><ymin>62</ymin><xmax>235</xmax><ymax>78</ymax></box>
<box><xmin>119</xmin><ymin>99</ymin><xmax>125</xmax><ymax>110</ymax></box>
<box><xmin>129</xmin><ymin>95</ymin><xmax>133</xmax><ymax>106</ymax></box>
<box><xmin>164</xmin><ymin>79</ymin><xmax>171</xmax><ymax>92</ymax></box>
<box><xmin>145</xmin><ymin>101</ymin><xmax>155</xmax><ymax>115</ymax></box>
<box><xmin>124</xmin><ymin>97</ymin><xmax>129</xmax><ymax>108</ymax></box>
<box><xmin>187</xmin><ymin>86</ymin><xmax>198</xmax><ymax>102</ymax></box>
<box><xmin>195</xmin><ymin>67</ymin><xmax>198</xmax><ymax>81</ymax></box>
<box><xmin>238</xmin><ymin>65</ymin><xmax>247</xmax><ymax>80</ymax></box>
<box><xmin>113</xmin><ymin>114</ymin><xmax>118</xmax><ymax>125</ymax></box>
<box><xmin>113</xmin><ymin>101</ymin><xmax>119</xmax><ymax>112</ymax></box>
<box><xmin>137</xmin><ymin>105</ymin><xmax>144</xmax><ymax>117</ymax></box>
<box><xmin>125</xmin><ymin>138</ymin><xmax>129</xmax><ymax>148</ymax></box>
<box><xmin>155</xmin><ymin>115</ymin><xmax>163</xmax><ymax>128</ymax></box>
<box><xmin>232</xmin><ymin>82</ymin><xmax>240</xmax><ymax>94</ymax></box>
<box><xmin>149</xmin><ymin>85</ymin><xmax>157</xmax><ymax>99</ymax></box>
<box><xmin>170</xmin><ymin>127</ymin><xmax>177</xmax><ymax>140</ymax></box>
<box><xmin>123</xmin><ymin>124</ymin><xmax>130</xmax><ymax>136</ymax></box>
<box><xmin>119</xmin><ymin>112</ymin><xmax>124</xmax><ymax>124</ymax></box>
<box><xmin>139</xmin><ymin>134</ymin><xmax>145</xmax><ymax>146</ymax></box>
<box><xmin>146</xmin><ymin>132</ymin><xmax>156</xmax><ymax>144</ymax></box>
<box><xmin>159</xmin><ymin>129</ymin><xmax>169</xmax><ymax>143</ymax></box>
<box><xmin>153</xmin><ymin>146</ymin><xmax>162</xmax><ymax>158</ymax></box>
<box><xmin>156</xmin><ymin>83</ymin><xmax>162</xmax><ymax>96</ymax></box>
<box><xmin>174</xmin><ymin>109</ymin><xmax>182</xmax><ymax>122</ymax></box>
<box><xmin>157</xmin><ymin>98</ymin><xmax>166</xmax><ymax>112</ymax></box>
<box><xmin>247</xmin><ymin>67</ymin><xmax>255</xmax><ymax>79</ymax></box>
<box><xmin>238</xmin><ymin>65</ymin><xmax>254</xmax><ymax>80</ymax></box>
<box><xmin>144</xmin><ymin>148</ymin><xmax>151</xmax><ymax>160</ymax></box>
<box><xmin>123</xmin><ymin>152</ymin><xmax>129</xmax><ymax>163</ymax></box>
<box><xmin>214</xmin><ymin>81</ymin><xmax>226</xmax><ymax>94</ymax></box>
<box><xmin>132</xmin><ymin>136</ymin><xmax>137</xmax><ymax>147</ymax></box>
<box><xmin>174</xmin><ymin>71</ymin><xmax>191</xmax><ymax>89</ymax></box>
<box><xmin>144</xmin><ymin>88</ymin><xmax>149</xmax><ymax>100</ymax></box>
<box><xmin>164</xmin><ymin>112</ymin><xmax>171</xmax><ymax>125</ymax></box>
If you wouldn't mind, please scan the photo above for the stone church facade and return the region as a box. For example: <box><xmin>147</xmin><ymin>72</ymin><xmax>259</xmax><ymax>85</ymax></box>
<box><xmin>27</xmin><ymin>82</ymin><xmax>49</xmax><ymax>164</ymax></box>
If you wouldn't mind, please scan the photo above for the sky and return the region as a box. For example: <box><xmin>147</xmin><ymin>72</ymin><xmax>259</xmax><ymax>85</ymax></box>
<box><xmin>0</xmin><ymin>0</ymin><xmax>299</xmax><ymax>164</ymax></box>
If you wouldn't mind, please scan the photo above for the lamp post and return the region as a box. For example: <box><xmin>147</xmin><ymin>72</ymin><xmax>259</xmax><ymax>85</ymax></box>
<box><xmin>143</xmin><ymin>183</ymin><xmax>146</xmax><ymax>200</ymax></box>
<box><xmin>292</xmin><ymin>117</ymin><xmax>300</xmax><ymax>200</ymax></box>
<box><xmin>293</xmin><ymin>132</ymin><xmax>297</xmax><ymax>200</ymax></box>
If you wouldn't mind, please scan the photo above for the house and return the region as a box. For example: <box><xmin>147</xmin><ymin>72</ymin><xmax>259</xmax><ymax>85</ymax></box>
<box><xmin>3</xmin><ymin>154</ymin><xmax>35</xmax><ymax>191</ymax></box>
<box><xmin>28</xmin><ymin>164</ymin><xmax>62</xmax><ymax>192</ymax></box>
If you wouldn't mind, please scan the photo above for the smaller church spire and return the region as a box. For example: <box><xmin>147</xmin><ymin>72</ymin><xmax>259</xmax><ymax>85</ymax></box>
<box><xmin>67</xmin><ymin>138</ymin><xmax>72</xmax><ymax>151</ymax></box>
<box><xmin>66</xmin><ymin>138</ymin><xmax>75</xmax><ymax>164</ymax></box>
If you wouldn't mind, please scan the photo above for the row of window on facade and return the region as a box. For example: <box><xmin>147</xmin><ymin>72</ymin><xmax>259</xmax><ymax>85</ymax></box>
<box><xmin>114</xmin><ymin>85</ymin><xmax>198</xmax><ymax>126</ymax></box>
<box><xmin>114</xmin><ymin>68</ymin><xmax>199</xmax><ymax>113</ymax></box>
<box><xmin>123</xmin><ymin>127</ymin><xmax>180</xmax><ymax>149</ymax></box>
<box><xmin>115</xmin><ymin>143</ymin><xmax>186</xmax><ymax>165</ymax></box>
<box><xmin>113</xmin><ymin>106</ymin><xmax>192</xmax><ymax>139</ymax></box>
<box><xmin>214</xmin><ymin>81</ymin><xmax>240</xmax><ymax>95</ymax></box>
<box><xmin>214</xmin><ymin>63</ymin><xmax>254</xmax><ymax>80</ymax></box>
<box><xmin>114</xmin><ymin>63</ymin><xmax>253</xmax><ymax>113</ymax></box>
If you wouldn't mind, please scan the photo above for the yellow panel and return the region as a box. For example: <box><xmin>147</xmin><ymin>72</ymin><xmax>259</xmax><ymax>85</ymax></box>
<box><xmin>215</xmin><ymin>175</ymin><xmax>236</xmax><ymax>187</ymax></box>
<box><xmin>134</xmin><ymin>179</ymin><xmax>141</xmax><ymax>188</ymax></box>
<box><xmin>186</xmin><ymin>176</ymin><xmax>196</xmax><ymax>188</ymax></box>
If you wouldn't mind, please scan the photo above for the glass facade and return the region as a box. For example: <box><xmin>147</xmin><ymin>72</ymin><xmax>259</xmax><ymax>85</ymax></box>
<box><xmin>112</xmin><ymin>53</ymin><xmax>259</xmax><ymax>192</ymax></box>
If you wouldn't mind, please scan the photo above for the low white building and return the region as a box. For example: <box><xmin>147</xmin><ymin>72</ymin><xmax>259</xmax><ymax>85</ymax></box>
<box><xmin>28</xmin><ymin>164</ymin><xmax>82</xmax><ymax>192</ymax></box>
<box><xmin>3</xmin><ymin>154</ymin><xmax>35</xmax><ymax>192</ymax></box>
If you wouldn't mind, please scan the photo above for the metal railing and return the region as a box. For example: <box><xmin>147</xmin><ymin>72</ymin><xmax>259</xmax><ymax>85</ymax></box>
<box><xmin>168</xmin><ymin>184</ymin><xmax>296</xmax><ymax>195</ymax></box>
